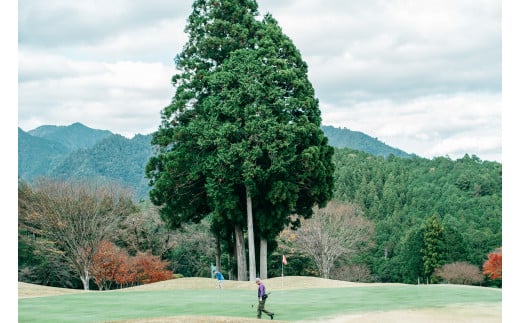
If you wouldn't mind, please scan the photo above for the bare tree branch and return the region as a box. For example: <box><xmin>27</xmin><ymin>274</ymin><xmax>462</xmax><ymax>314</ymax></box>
<box><xmin>294</xmin><ymin>201</ymin><xmax>374</xmax><ymax>279</ymax></box>
<box><xmin>21</xmin><ymin>179</ymin><xmax>138</xmax><ymax>290</ymax></box>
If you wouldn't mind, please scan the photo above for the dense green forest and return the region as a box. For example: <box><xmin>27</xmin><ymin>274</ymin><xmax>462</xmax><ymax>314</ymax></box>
<box><xmin>19</xmin><ymin>127</ymin><xmax>152</xmax><ymax>199</ymax></box>
<box><xmin>330</xmin><ymin>149</ymin><xmax>501</xmax><ymax>284</ymax></box>
<box><xmin>48</xmin><ymin>134</ymin><xmax>153</xmax><ymax>199</ymax></box>
<box><xmin>18</xmin><ymin>128</ymin><xmax>501</xmax><ymax>288</ymax></box>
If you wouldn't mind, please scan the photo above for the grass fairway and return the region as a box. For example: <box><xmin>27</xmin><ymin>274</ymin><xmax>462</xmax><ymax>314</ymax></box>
<box><xmin>18</xmin><ymin>277</ymin><xmax>501</xmax><ymax>322</ymax></box>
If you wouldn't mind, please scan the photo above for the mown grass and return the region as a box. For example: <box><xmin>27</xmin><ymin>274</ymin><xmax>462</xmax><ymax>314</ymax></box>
<box><xmin>19</xmin><ymin>284</ymin><xmax>501</xmax><ymax>323</ymax></box>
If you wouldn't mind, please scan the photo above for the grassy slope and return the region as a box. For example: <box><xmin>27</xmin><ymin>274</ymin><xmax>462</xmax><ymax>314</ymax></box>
<box><xmin>18</xmin><ymin>277</ymin><xmax>501</xmax><ymax>323</ymax></box>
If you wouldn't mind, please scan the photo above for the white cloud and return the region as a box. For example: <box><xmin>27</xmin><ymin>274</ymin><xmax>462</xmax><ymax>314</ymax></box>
<box><xmin>283</xmin><ymin>0</ymin><xmax>501</xmax><ymax>103</ymax></box>
<box><xmin>19</xmin><ymin>0</ymin><xmax>192</xmax><ymax>48</ymax></box>
<box><xmin>18</xmin><ymin>53</ymin><xmax>175</xmax><ymax>137</ymax></box>
<box><xmin>321</xmin><ymin>93</ymin><xmax>501</xmax><ymax>161</ymax></box>
<box><xmin>78</xmin><ymin>20</ymin><xmax>188</xmax><ymax>63</ymax></box>
<box><xmin>17</xmin><ymin>0</ymin><xmax>502</xmax><ymax>161</ymax></box>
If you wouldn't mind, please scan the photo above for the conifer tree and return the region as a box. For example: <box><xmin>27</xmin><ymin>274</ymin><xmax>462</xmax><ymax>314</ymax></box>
<box><xmin>421</xmin><ymin>214</ymin><xmax>446</xmax><ymax>282</ymax></box>
<box><xmin>146</xmin><ymin>0</ymin><xmax>334</xmax><ymax>280</ymax></box>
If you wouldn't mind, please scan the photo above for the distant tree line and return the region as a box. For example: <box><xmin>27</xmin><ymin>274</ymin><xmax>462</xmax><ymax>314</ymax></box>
<box><xmin>18</xmin><ymin>147</ymin><xmax>501</xmax><ymax>289</ymax></box>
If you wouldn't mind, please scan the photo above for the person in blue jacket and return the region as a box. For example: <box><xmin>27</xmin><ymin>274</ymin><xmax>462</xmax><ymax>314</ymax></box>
<box><xmin>255</xmin><ymin>278</ymin><xmax>274</xmax><ymax>320</ymax></box>
<box><xmin>216</xmin><ymin>271</ymin><xmax>224</xmax><ymax>289</ymax></box>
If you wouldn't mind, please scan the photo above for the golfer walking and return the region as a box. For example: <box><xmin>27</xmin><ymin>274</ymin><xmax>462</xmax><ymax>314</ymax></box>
<box><xmin>255</xmin><ymin>278</ymin><xmax>274</xmax><ymax>320</ymax></box>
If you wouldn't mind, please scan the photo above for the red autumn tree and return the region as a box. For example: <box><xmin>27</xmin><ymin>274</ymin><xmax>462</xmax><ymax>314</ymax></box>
<box><xmin>132</xmin><ymin>252</ymin><xmax>173</xmax><ymax>284</ymax></box>
<box><xmin>483</xmin><ymin>247</ymin><xmax>502</xmax><ymax>280</ymax></box>
<box><xmin>91</xmin><ymin>241</ymin><xmax>173</xmax><ymax>289</ymax></box>
<box><xmin>90</xmin><ymin>240</ymin><xmax>129</xmax><ymax>290</ymax></box>
<box><xmin>114</xmin><ymin>255</ymin><xmax>137</xmax><ymax>288</ymax></box>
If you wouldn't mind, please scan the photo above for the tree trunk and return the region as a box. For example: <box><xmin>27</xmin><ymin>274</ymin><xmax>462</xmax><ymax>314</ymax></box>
<box><xmin>246</xmin><ymin>187</ymin><xmax>256</xmax><ymax>281</ymax></box>
<box><xmin>260</xmin><ymin>238</ymin><xmax>268</xmax><ymax>279</ymax></box>
<box><xmin>215</xmin><ymin>231</ymin><xmax>222</xmax><ymax>271</ymax></box>
<box><xmin>228</xmin><ymin>253</ymin><xmax>235</xmax><ymax>280</ymax></box>
<box><xmin>234</xmin><ymin>224</ymin><xmax>247</xmax><ymax>281</ymax></box>
<box><xmin>80</xmin><ymin>266</ymin><xmax>90</xmax><ymax>290</ymax></box>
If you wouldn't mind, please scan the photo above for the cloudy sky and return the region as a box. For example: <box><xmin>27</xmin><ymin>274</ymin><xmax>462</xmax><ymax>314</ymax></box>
<box><xmin>17</xmin><ymin>0</ymin><xmax>503</xmax><ymax>161</ymax></box>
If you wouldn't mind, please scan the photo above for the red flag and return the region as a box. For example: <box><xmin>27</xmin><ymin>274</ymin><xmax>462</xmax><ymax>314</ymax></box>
<box><xmin>282</xmin><ymin>255</ymin><xmax>287</xmax><ymax>265</ymax></box>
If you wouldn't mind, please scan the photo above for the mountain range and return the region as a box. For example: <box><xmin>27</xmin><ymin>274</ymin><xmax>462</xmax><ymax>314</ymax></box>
<box><xmin>18</xmin><ymin>122</ymin><xmax>414</xmax><ymax>200</ymax></box>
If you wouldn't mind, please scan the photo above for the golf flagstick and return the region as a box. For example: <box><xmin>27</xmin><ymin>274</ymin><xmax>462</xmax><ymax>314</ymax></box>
<box><xmin>281</xmin><ymin>254</ymin><xmax>287</xmax><ymax>293</ymax></box>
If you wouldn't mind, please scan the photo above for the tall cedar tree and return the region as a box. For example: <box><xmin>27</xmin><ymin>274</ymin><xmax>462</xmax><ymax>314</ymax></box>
<box><xmin>146</xmin><ymin>0</ymin><xmax>334</xmax><ymax>280</ymax></box>
<box><xmin>421</xmin><ymin>214</ymin><xmax>446</xmax><ymax>282</ymax></box>
<box><xmin>252</xmin><ymin>15</ymin><xmax>335</xmax><ymax>279</ymax></box>
<box><xmin>147</xmin><ymin>0</ymin><xmax>260</xmax><ymax>281</ymax></box>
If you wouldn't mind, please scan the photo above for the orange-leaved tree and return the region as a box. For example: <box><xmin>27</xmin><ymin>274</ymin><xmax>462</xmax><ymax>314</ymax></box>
<box><xmin>132</xmin><ymin>252</ymin><xmax>173</xmax><ymax>284</ymax></box>
<box><xmin>91</xmin><ymin>242</ymin><xmax>173</xmax><ymax>289</ymax></box>
<box><xmin>114</xmin><ymin>255</ymin><xmax>137</xmax><ymax>288</ymax></box>
<box><xmin>90</xmin><ymin>240</ymin><xmax>129</xmax><ymax>290</ymax></box>
<box><xmin>483</xmin><ymin>247</ymin><xmax>502</xmax><ymax>280</ymax></box>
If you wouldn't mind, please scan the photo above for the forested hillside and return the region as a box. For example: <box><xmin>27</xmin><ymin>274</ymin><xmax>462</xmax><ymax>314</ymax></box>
<box><xmin>18</xmin><ymin>123</ymin><xmax>113</xmax><ymax>182</ymax></box>
<box><xmin>18</xmin><ymin>128</ymin><xmax>70</xmax><ymax>181</ymax></box>
<box><xmin>331</xmin><ymin>148</ymin><xmax>501</xmax><ymax>283</ymax></box>
<box><xmin>322</xmin><ymin>125</ymin><xmax>413</xmax><ymax>158</ymax></box>
<box><xmin>28</xmin><ymin>122</ymin><xmax>113</xmax><ymax>151</ymax></box>
<box><xmin>18</xmin><ymin>123</ymin><xmax>410</xmax><ymax>200</ymax></box>
<box><xmin>18</xmin><ymin>124</ymin><xmax>501</xmax><ymax>288</ymax></box>
<box><xmin>48</xmin><ymin>134</ymin><xmax>153</xmax><ymax>199</ymax></box>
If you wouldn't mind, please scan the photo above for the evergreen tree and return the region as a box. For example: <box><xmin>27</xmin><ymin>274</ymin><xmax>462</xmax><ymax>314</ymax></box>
<box><xmin>146</xmin><ymin>1</ymin><xmax>334</xmax><ymax>280</ymax></box>
<box><xmin>147</xmin><ymin>0</ymin><xmax>260</xmax><ymax>280</ymax></box>
<box><xmin>421</xmin><ymin>214</ymin><xmax>446</xmax><ymax>283</ymax></box>
<box><xmin>396</xmin><ymin>226</ymin><xmax>425</xmax><ymax>284</ymax></box>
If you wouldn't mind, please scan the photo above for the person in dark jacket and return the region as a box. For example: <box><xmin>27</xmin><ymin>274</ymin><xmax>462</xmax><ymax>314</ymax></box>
<box><xmin>255</xmin><ymin>278</ymin><xmax>274</xmax><ymax>320</ymax></box>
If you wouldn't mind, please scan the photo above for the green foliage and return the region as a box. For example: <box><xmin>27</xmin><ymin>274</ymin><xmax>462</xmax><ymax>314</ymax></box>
<box><xmin>19</xmin><ymin>125</ymin><xmax>153</xmax><ymax>200</ymax></box>
<box><xmin>18</xmin><ymin>113</ymin><xmax>501</xmax><ymax>287</ymax></box>
<box><xmin>267</xmin><ymin>252</ymin><xmax>318</xmax><ymax>278</ymax></box>
<box><xmin>393</xmin><ymin>226</ymin><xmax>425</xmax><ymax>284</ymax></box>
<box><xmin>18</xmin><ymin>230</ymin><xmax>81</xmax><ymax>289</ymax></box>
<box><xmin>164</xmin><ymin>220</ymin><xmax>217</xmax><ymax>277</ymax></box>
<box><xmin>19</xmin><ymin>123</ymin><xmax>113</xmax><ymax>183</ymax></box>
<box><xmin>146</xmin><ymin>0</ymin><xmax>334</xmax><ymax>281</ymax></box>
<box><xmin>332</xmin><ymin>149</ymin><xmax>501</xmax><ymax>284</ymax></box>
<box><xmin>18</xmin><ymin>128</ymin><xmax>70</xmax><ymax>182</ymax></box>
<box><xmin>18</xmin><ymin>123</ymin><xmax>501</xmax><ymax>285</ymax></box>
<box><xmin>422</xmin><ymin>214</ymin><xmax>446</xmax><ymax>281</ymax></box>
<box><xmin>49</xmin><ymin>134</ymin><xmax>153</xmax><ymax>200</ymax></box>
